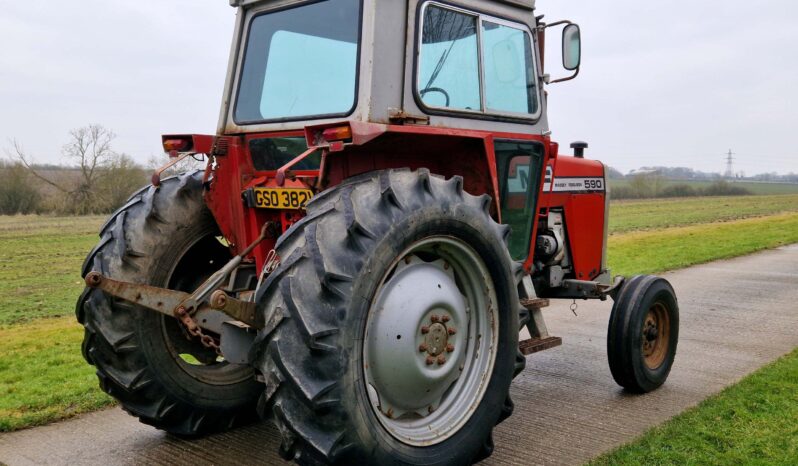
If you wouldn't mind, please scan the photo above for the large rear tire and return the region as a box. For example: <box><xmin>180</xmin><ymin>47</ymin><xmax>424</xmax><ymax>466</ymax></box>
<box><xmin>76</xmin><ymin>171</ymin><xmax>261</xmax><ymax>435</ymax></box>
<box><xmin>253</xmin><ymin>169</ymin><xmax>524</xmax><ymax>465</ymax></box>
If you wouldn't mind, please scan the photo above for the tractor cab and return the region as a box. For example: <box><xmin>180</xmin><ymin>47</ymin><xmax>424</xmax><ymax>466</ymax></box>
<box><xmin>203</xmin><ymin>0</ymin><xmax>591</xmax><ymax>274</ymax></box>
<box><xmin>221</xmin><ymin>0</ymin><xmax>554</xmax><ymax>135</ymax></box>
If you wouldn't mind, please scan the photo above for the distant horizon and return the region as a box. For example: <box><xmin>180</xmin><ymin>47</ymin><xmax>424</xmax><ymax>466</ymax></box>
<box><xmin>3</xmin><ymin>158</ymin><xmax>795</xmax><ymax>180</ymax></box>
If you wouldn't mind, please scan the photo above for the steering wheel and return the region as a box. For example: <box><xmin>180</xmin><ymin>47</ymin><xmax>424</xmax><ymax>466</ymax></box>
<box><xmin>420</xmin><ymin>87</ymin><xmax>451</xmax><ymax>107</ymax></box>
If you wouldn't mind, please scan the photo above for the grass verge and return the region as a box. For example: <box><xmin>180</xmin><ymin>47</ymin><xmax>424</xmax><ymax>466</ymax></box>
<box><xmin>607</xmin><ymin>212</ymin><xmax>798</xmax><ymax>277</ymax></box>
<box><xmin>590</xmin><ymin>348</ymin><xmax>798</xmax><ymax>465</ymax></box>
<box><xmin>0</xmin><ymin>317</ymin><xmax>113</xmax><ymax>431</ymax></box>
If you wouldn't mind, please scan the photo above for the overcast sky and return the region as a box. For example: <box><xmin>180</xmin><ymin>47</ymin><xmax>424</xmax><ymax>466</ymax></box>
<box><xmin>1</xmin><ymin>0</ymin><xmax>796</xmax><ymax>175</ymax></box>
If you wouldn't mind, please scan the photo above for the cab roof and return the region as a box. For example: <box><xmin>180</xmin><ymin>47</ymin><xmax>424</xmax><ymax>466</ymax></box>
<box><xmin>229</xmin><ymin>0</ymin><xmax>535</xmax><ymax>10</ymax></box>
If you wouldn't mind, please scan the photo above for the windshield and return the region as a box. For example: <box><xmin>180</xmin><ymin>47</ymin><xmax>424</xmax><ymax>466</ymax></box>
<box><xmin>234</xmin><ymin>0</ymin><xmax>362</xmax><ymax>124</ymax></box>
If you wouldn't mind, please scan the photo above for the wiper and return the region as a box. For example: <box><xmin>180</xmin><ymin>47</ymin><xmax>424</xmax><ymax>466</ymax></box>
<box><xmin>421</xmin><ymin>25</ymin><xmax>474</xmax><ymax>93</ymax></box>
<box><xmin>422</xmin><ymin>48</ymin><xmax>451</xmax><ymax>93</ymax></box>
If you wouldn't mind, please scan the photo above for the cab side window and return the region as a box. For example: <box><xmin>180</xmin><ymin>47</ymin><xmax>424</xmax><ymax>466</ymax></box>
<box><xmin>417</xmin><ymin>3</ymin><xmax>540</xmax><ymax>118</ymax></box>
<box><xmin>482</xmin><ymin>21</ymin><xmax>538</xmax><ymax>114</ymax></box>
<box><xmin>418</xmin><ymin>6</ymin><xmax>480</xmax><ymax>110</ymax></box>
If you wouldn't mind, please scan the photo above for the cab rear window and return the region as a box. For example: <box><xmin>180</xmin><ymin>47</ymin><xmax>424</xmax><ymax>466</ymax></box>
<box><xmin>249</xmin><ymin>137</ymin><xmax>321</xmax><ymax>171</ymax></box>
<box><xmin>234</xmin><ymin>0</ymin><xmax>362</xmax><ymax>123</ymax></box>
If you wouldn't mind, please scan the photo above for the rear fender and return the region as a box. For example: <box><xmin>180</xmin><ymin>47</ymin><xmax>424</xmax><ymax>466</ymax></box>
<box><xmin>322</xmin><ymin>129</ymin><xmax>501</xmax><ymax>218</ymax></box>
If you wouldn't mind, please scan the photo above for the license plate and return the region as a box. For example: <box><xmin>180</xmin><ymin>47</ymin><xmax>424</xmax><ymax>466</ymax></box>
<box><xmin>252</xmin><ymin>187</ymin><xmax>314</xmax><ymax>210</ymax></box>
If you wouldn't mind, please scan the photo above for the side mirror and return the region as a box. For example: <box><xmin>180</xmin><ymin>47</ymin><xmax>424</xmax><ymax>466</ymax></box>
<box><xmin>544</xmin><ymin>20</ymin><xmax>582</xmax><ymax>84</ymax></box>
<box><xmin>562</xmin><ymin>24</ymin><xmax>581</xmax><ymax>71</ymax></box>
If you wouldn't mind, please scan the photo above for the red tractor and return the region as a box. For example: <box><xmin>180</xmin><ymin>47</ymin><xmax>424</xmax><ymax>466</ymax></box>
<box><xmin>77</xmin><ymin>0</ymin><xmax>679</xmax><ymax>464</ymax></box>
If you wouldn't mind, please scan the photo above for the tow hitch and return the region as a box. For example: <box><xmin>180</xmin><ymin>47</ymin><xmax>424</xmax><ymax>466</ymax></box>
<box><xmin>84</xmin><ymin>223</ymin><xmax>275</xmax><ymax>360</ymax></box>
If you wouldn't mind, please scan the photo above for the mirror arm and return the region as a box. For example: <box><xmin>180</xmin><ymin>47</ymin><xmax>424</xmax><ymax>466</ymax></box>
<box><xmin>549</xmin><ymin>67</ymin><xmax>579</xmax><ymax>84</ymax></box>
<box><xmin>537</xmin><ymin>19</ymin><xmax>574</xmax><ymax>30</ymax></box>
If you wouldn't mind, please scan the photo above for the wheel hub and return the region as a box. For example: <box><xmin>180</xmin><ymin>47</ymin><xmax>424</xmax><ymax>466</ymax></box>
<box><xmin>641</xmin><ymin>303</ymin><xmax>670</xmax><ymax>369</ymax></box>
<box><xmin>423</xmin><ymin>321</ymin><xmax>452</xmax><ymax>357</ymax></box>
<box><xmin>363</xmin><ymin>237</ymin><xmax>499</xmax><ymax>446</ymax></box>
<box><xmin>365</xmin><ymin>256</ymin><xmax>466</xmax><ymax>416</ymax></box>
<box><xmin>644</xmin><ymin>324</ymin><xmax>658</xmax><ymax>341</ymax></box>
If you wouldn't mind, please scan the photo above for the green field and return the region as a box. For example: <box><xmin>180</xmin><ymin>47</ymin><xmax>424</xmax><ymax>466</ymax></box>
<box><xmin>609</xmin><ymin>179</ymin><xmax>798</xmax><ymax>195</ymax></box>
<box><xmin>0</xmin><ymin>215</ymin><xmax>104</xmax><ymax>325</ymax></box>
<box><xmin>0</xmin><ymin>194</ymin><xmax>797</xmax><ymax>445</ymax></box>
<box><xmin>609</xmin><ymin>194</ymin><xmax>798</xmax><ymax>234</ymax></box>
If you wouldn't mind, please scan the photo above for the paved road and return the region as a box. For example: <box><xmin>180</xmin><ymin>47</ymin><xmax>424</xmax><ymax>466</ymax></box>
<box><xmin>2</xmin><ymin>245</ymin><xmax>797</xmax><ymax>466</ymax></box>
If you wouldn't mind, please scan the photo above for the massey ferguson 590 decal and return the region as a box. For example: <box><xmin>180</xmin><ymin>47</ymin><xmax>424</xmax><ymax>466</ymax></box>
<box><xmin>543</xmin><ymin>165</ymin><xmax>605</xmax><ymax>193</ymax></box>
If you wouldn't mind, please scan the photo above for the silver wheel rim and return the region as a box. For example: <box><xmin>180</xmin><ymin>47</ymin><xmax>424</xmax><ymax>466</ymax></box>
<box><xmin>363</xmin><ymin>236</ymin><xmax>499</xmax><ymax>446</ymax></box>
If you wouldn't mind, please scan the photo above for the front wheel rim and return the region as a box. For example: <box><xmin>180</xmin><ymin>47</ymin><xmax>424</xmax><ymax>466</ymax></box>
<box><xmin>642</xmin><ymin>302</ymin><xmax>670</xmax><ymax>369</ymax></box>
<box><xmin>363</xmin><ymin>236</ymin><xmax>499</xmax><ymax>446</ymax></box>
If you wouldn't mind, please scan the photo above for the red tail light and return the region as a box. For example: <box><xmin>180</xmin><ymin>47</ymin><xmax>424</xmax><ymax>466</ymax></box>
<box><xmin>163</xmin><ymin>138</ymin><xmax>191</xmax><ymax>153</ymax></box>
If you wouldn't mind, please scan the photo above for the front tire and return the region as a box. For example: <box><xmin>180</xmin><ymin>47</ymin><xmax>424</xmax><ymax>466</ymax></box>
<box><xmin>253</xmin><ymin>169</ymin><xmax>522</xmax><ymax>465</ymax></box>
<box><xmin>76</xmin><ymin>171</ymin><xmax>261</xmax><ymax>435</ymax></box>
<box><xmin>607</xmin><ymin>275</ymin><xmax>679</xmax><ymax>393</ymax></box>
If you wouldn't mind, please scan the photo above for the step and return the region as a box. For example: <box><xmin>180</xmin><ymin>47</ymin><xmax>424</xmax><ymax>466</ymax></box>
<box><xmin>520</xmin><ymin>297</ymin><xmax>550</xmax><ymax>310</ymax></box>
<box><xmin>519</xmin><ymin>336</ymin><xmax>563</xmax><ymax>355</ymax></box>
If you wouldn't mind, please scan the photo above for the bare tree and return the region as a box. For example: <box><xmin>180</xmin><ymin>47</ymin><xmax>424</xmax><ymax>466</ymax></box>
<box><xmin>65</xmin><ymin>125</ymin><xmax>116</xmax><ymax>196</ymax></box>
<box><xmin>10</xmin><ymin>124</ymin><xmax>145</xmax><ymax>214</ymax></box>
<box><xmin>10</xmin><ymin>139</ymin><xmax>71</xmax><ymax>195</ymax></box>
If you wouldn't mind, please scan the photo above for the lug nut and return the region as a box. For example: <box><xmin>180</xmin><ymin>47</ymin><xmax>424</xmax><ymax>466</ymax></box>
<box><xmin>441</xmin><ymin>315</ymin><xmax>450</xmax><ymax>323</ymax></box>
<box><xmin>437</xmin><ymin>355</ymin><xmax>446</xmax><ymax>365</ymax></box>
<box><xmin>421</xmin><ymin>326</ymin><xmax>430</xmax><ymax>334</ymax></box>
<box><xmin>386</xmin><ymin>408</ymin><xmax>394</xmax><ymax>419</ymax></box>
<box><xmin>448</xmin><ymin>327</ymin><xmax>457</xmax><ymax>335</ymax></box>
<box><xmin>426</xmin><ymin>356</ymin><xmax>435</xmax><ymax>365</ymax></box>
<box><xmin>443</xmin><ymin>262</ymin><xmax>450</xmax><ymax>270</ymax></box>
<box><xmin>419</xmin><ymin>343</ymin><xmax>428</xmax><ymax>352</ymax></box>
<box><xmin>430</xmin><ymin>314</ymin><xmax>440</xmax><ymax>323</ymax></box>
<box><xmin>428</xmin><ymin>405</ymin><xmax>435</xmax><ymax>414</ymax></box>
<box><xmin>446</xmin><ymin>343</ymin><xmax>454</xmax><ymax>353</ymax></box>
<box><xmin>404</xmin><ymin>256</ymin><xmax>411</xmax><ymax>264</ymax></box>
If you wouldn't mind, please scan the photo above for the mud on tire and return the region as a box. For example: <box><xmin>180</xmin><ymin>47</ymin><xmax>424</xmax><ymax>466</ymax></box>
<box><xmin>253</xmin><ymin>169</ymin><xmax>527</xmax><ymax>465</ymax></box>
<box><xmin>76</xmin><ymin>171</ymin><xmax>261</xmax><ymax>435</ymax></box>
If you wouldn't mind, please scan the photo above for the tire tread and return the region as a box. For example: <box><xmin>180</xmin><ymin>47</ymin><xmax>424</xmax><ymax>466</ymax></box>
<box><xmin>77</xmin><ymin>172</ymin><xmax>258</xmax><ymax>435</ymax></box>
<box><xmin>255</xmin><ymin>169</ymin><xmax>522</xmax><ymax>465</ymax></box>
